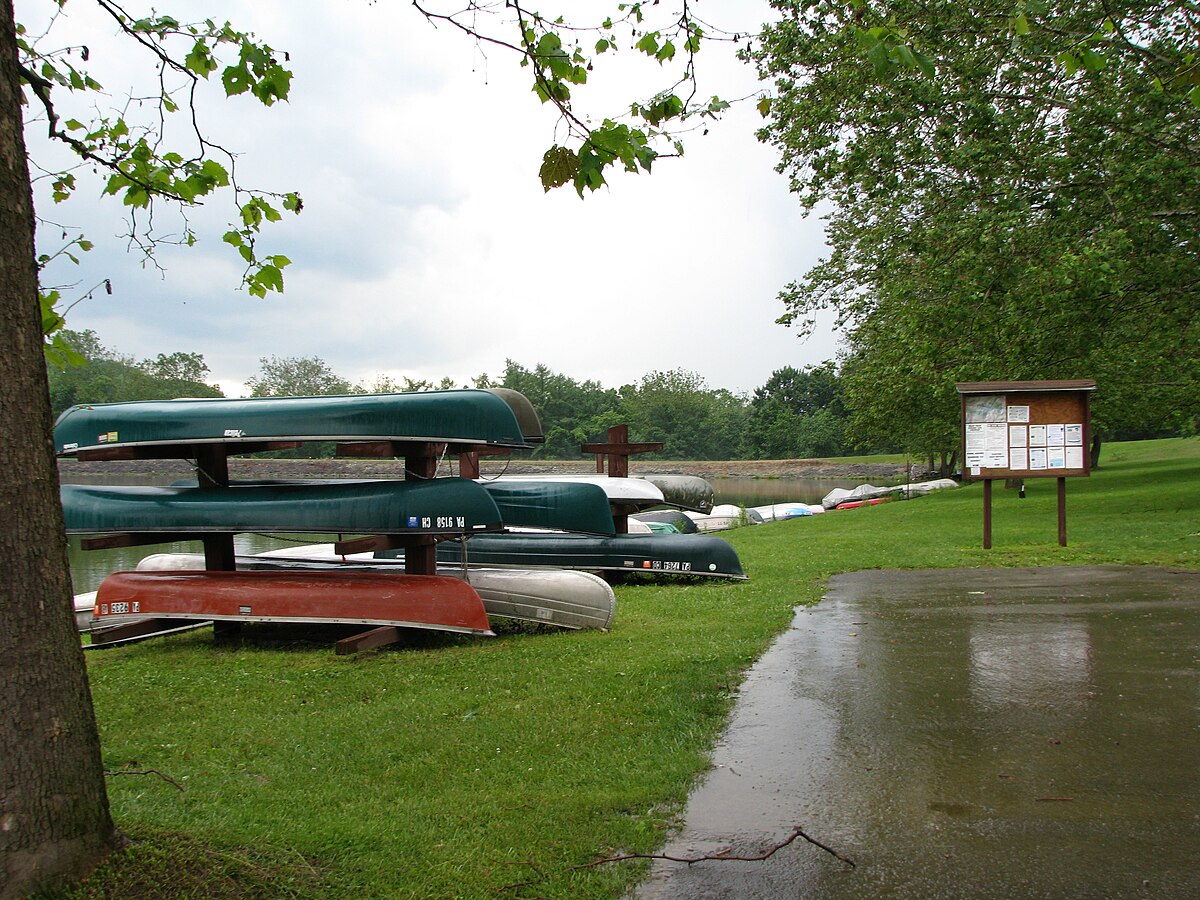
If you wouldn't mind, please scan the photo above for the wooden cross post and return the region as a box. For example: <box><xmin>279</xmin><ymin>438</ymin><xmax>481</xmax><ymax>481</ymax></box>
<box><xmin>580</xmin><ymin>425</ymin><xmax>664</xmax><ymax>533</ymax></box>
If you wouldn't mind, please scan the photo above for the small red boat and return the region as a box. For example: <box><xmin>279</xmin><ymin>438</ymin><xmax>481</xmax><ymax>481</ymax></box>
<box><xmin>93</xmin><ymin>570</ymin><xmax>493</xmax><ymax>637</ymax></box>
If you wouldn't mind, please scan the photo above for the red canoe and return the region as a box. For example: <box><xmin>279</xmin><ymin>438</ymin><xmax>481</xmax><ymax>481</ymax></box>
<box><xmin>93</xmin><ymin>570</ymin><xmax>493</xmax><ymax>636</ymax></box>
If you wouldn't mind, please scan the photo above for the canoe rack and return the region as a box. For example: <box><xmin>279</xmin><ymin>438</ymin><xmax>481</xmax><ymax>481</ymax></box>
<box><xmin>75</xmin><ymin>440</ymin><xmax>504</xmax><ymax>653</ymax></box>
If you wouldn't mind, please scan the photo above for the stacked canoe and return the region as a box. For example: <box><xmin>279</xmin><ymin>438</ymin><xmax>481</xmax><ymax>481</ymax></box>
<box><xmin>59</xmin><ymin>390</ymin><xmax>747</xmax><ymax>648</ymax></box>
<box><xmin>59</xmin><ymin>390</ymin><xmax>553</xmax><ymax>646</ymax></box>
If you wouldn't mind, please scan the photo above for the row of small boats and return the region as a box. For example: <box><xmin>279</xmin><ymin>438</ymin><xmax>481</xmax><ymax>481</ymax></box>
<box><xmin>59</xmin><ymin>390</ymin><xmax>747</xmax><ymax>648</ymax></box>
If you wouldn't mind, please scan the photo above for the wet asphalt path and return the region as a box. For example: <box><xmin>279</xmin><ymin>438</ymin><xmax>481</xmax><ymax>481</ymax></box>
<box><xmin>636</xmin><ymin>566</ymin><xmax>1200</xmax><ymax>898</ymax></box>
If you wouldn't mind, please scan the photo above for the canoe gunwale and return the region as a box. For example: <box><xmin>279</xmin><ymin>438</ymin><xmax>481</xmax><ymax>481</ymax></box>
<box><xmin>61</xmin><ymin>434</ymin><xmax>532</xmax><ymax>458</ymax></box>
<box><xmin>90</xmin><ymin>608</ymin><xmax>495</xmax><ymax>636</ymax></box>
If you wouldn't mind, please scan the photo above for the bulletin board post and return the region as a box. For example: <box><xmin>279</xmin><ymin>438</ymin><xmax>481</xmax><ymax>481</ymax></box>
<box><xmin>955</xmin><ymin>380</ymin><xmax>1095</xmax><ymax>549</ymax></box>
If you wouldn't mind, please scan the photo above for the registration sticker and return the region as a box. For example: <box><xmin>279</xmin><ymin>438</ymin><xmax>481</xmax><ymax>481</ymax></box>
<box><xmin>98</xmin><ymin>431</ymin><xmax>119</xmax><ymax>443</ymax></box>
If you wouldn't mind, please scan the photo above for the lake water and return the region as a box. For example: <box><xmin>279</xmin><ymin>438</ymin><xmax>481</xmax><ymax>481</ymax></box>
<box><xmin>64</xmin><ymin>473</ymin><xmax>894</xmax><ymax>594</ymax></box>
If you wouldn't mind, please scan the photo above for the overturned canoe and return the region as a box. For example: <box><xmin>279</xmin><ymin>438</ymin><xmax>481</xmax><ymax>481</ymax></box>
<box><xmin>54</xmin><ymin>389</ymin><xmax>530</xmax><ymax>456</ymax></box>
<box><xmin>167</xmin><ymin>477</ymin><xmax>617</xmax><ymax>536</ymax></box>
<box><xmin>749</xmin><ymin>503</ymin><xmax>817</xmax><ymax>522</ymax></box>
<box><xmin>481</xmin><ymin>475</ymin><xmax>665</xmax><ymax>511</ymax></box>
<box><xmin>138</xmin><ymin>550</ymin><xmax>617</xmax><ymax>631</ymax></box>
<box><xmin>480</xmin><ymin>480</ymin><xmax>615</xmax><ymax>535</ymax></box>
<box><xmin>61</xmin><ymin>478</ymin><xmax>503</xmax><ymax>537</ymax></box>
<box><xmin>375</xmin><ymin>532</ymin><xmax>747</xmax><ymax>579</ymax></box>
<box><xmin>632</xmin><ymin>510</ymin><xmax>700</xmax><ymax>533</ymax></box>
<box><xmin>635</xmin><ymin>474</ymin><xmax>715</xmax><ymax>512</ymax></box>
<box><xmin>93</xmin><ymin>569</ymin><xmax>493</xmax><ymax>636</ymax></box>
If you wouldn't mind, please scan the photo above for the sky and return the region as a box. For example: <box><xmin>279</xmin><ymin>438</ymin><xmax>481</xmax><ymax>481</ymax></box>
<box><xmin>21</xmin><ymin>0</ymin><xmax>839</xmax><ymax>398</ymax></box>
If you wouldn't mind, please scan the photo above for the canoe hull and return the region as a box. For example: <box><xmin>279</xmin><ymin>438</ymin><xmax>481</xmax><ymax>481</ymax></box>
<box><xmin>93</xmin><ymin>570</ymin><xmax>493</xmax><ymax>635</ymax></box>
<box><xmin>62</xmin><ymin>478</ymin><xmax>503</xmax><ymax>537</ymax></box>
<box><xmin>54</xmin><ymin>389</ymin><xmax>529</xmax><ymax>455</ymax></box>
<box><xmin>137</xmin><ymin>551</ymin><xmax>617</xmax><ymax>631</ymax></box>
<box><xmin>392</xmin><ymin>532</ymin><xmax>747</xmax><ymax>579</ymax></box>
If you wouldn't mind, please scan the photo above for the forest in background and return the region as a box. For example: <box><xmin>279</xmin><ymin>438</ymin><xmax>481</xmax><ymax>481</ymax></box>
<box><xmin>48</xmin><ymin>329</ymin><xmax>1190</xmax><ymax>467</ymax></box>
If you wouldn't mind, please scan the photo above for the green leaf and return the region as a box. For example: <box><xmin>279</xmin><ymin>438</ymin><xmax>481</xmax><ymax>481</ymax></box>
<box><xmin>757</xmin><ymin>96</ymin><xmax>772</xmax><ymax>118</ymax></box>
<box><xmin>635</xmin><ymin>32</ymin><xmax>660</xmax><ymax>57</ymax></box>
<box><xmin>1079</xmin><ymin>48</ymin><xmax>1106</xmax><ymax>72</ymax></box>
<box><xmin>222</xmin><ymin>62</ymin><xmax>254</xmax><ymax>97</ymax></box>
<box><xmin>539</xmin><ymin>145</ymin><xmax>578</xmax><ymax>191</ymax></box>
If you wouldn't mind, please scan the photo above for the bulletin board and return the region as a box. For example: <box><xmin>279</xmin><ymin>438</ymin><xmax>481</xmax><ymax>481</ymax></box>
<box><xmin>956</xmin><ymin>380</ymin><xmax>1095</xmax><ymax>481</ymax></box>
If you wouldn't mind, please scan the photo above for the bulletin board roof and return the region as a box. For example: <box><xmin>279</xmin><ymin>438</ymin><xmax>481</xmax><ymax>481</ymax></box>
<box><xmin>956</xmin><ymin>380</ymin><xmax>1096</xmax><ymax>394</ymax></box>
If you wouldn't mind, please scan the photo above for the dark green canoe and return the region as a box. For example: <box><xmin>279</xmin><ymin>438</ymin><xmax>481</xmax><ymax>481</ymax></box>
<box><xmin>377</xmin><ymin>532</ymin><xmax>747</xmax><ymax>579</ymax></box>
<box><xmin>61</xmin><ymin>478</ymin><xmax>503</xmax><ymax>536</ymax></box>
<box><xmin>480</xmin><ymin>480</ymin><xmax>615</xmax><ymax>535</ymax></box>
<box><xmin>168</xmin><ymin>478</ymin><xmax>617</xmax><ymax>536</ymax></box>
<box><xmin>54</xmin><ymin>389</ymin><xmax>530</xmax><ymax>455</ymax></box>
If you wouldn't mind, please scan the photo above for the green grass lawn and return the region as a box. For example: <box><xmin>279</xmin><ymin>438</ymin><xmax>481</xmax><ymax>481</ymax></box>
<box><xmin>61</xmin><ymin>438</ymin><xmax>1199</xmax><ymax>898</ymax></box>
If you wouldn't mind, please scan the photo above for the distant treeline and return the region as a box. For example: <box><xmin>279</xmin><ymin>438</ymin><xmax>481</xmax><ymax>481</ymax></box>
<box><xmin>48</xmin><ymin>330</ymin><xmax>1191</xmax><ymax>467</ymax></box>
<box><xmin>46</xmin><ymin>330</ymin><xmax>858</xmax><ymax>461</ymax></box>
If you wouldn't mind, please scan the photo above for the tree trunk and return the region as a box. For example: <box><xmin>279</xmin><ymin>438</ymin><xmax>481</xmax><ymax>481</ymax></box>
<box><xmin>1090</xmin><ymin>434</ymin><xmax>1102</xmax><ymax>470</ymax></box>
<box><xmin>0</xmin><ymin>5</ymin><xmax>117</xmax><ymax>895</ymax></box>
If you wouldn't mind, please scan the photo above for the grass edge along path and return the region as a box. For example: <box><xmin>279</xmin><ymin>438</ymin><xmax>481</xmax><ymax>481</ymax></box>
<box><xmin>57</xmin><ymin>438</ymin><xmax>1198</xmax><ymax>898</ymax></box>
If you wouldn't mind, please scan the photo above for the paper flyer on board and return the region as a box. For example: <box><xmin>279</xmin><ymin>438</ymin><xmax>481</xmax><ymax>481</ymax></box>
<box><xmin>1006</xmin><ymin>405</ymin><xmax>1030</xmax><ymax>423</ymax></box>
<box><xmin>1046</xmin><ymin>424</ymin><xmax>1065</xmax><ymax>446</ymax></box>
<box><xmin>965</xmin><ymin>423</ymin><xmax>987</xmax><ymax>468</ymax></box>
<box><xmin>1029</xmin><ymin>448</ymin><xmax>1047</xmax><ymax>470</ymax></box>
<box><xmin>1009</xmin><ymin>425</ymin><xmax>1027</xmax><ymax>448</ymax></box>
<box><xmin>1065</xmin><ymin>424</ymin><xmax>1083</xmax><ymax>446</ymax></box>
<box><xmin>1010</xmin><ymin>448</ymin><xmax>1029</xmax><ymax>470</ymax></box>
<box><xmin>1066</xmin><ymin>446</ymin><xmax>1084</xmax><ymax>468</ymax></box>
<box><xmin>1029</xmin><ymin>425</ymin><xmax>1047</xmax><ymax>446</ymax></box>
<box><xmin>984</xmin><ymin>423</ymin><xmax>1008</xmax><ymax>468</ymax></box>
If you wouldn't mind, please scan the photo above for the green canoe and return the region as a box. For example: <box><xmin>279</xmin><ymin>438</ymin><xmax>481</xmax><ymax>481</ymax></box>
<box><xmin>377</xmin><ymin>532</ymin><xmax>747</xmax><ymax>579</ymax></box>
<box><xmin>480</xmin><ymin>480</ymin><xmax>615</xmax><ymax>535</ymax></box>
<box><xmin>168</xmin><ymin>478</ymin><xmax>617</xmax><ymax>536</ymax></box>
<box><xmin>54</xmin><ymin>389</ymin><xmax>530</xmax><ymax>455</ymax></box>
<box><xmin>61</xmin><ymin>478</ymin><xmax>503</xmax><ymax>537</ymax></box>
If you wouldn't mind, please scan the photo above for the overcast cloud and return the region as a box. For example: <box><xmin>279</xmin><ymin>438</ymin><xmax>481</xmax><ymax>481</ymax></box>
<box><xmin>22</xmin><ymin>0</ymin><xmax>838</xmax><ymax>397</ymax></box>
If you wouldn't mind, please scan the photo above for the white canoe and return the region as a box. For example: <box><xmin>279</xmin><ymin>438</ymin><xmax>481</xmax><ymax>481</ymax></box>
<box><xmin>73</xmin><ymin>591</ymin><xmax>97</xmax><ymax>631</ymax></box>
<box><xmin>480</xmin><ymin>474</ymin><xmax>665</xmax><ymax>510</ymax></box>
<box><xmin>749</xmin><ymin>502</ymin><xmax>817</xmax><ymax>522</ymax></box>
<box><xmin>683</xmin><ymin>504</ymin><xmax>763</xmax><ymax>532</ymax></box>
<box><xmin>138</xmin><ymin>549</ymin><xmax>617</xmax><ymax>631</ymax></box>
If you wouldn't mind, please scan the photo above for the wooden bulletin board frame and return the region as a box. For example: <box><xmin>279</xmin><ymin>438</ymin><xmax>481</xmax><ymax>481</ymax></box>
<box><xmin>956</xmin><ymin>380</ymin><xmax>1096</xmax><ymax>481</ymax></box>
<box><xmin>955</xmin><ymin>380</ymin><xmax>1096</xmax><ymax>549</ymax></box>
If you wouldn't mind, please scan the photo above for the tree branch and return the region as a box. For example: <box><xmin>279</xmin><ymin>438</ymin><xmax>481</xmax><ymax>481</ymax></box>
<box><xmin>572</xmin><ymin>824</ymin><xmax>856</xmax><ymax>870</ymax></box>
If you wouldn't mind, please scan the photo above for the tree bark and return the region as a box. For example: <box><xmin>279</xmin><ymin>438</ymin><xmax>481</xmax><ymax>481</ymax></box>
<box><xmin>0</xmin><ymin>4</ymin><xmax>117</xmax><ymax>895</ymax></box>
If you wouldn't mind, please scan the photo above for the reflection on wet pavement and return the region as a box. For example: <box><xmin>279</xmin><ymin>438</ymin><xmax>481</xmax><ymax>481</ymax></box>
<box><xmin>637</xmin><ymin>566</ymin><xmax>1200</xmax><ymax>898</ymax></box>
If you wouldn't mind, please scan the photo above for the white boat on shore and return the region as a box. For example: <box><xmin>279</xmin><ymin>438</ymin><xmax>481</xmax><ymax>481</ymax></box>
<box><xmin>683</xmin><ymin>504</ymin><xmax>764</xmax><ymax>532</ymax></box>
<box><xmin>750</xmin><ymin>502</ymin><xmax>822</xmax><ymax>522</ymax></box>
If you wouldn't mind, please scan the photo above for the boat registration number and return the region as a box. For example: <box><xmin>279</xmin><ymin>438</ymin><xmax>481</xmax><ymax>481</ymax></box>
<box><xmin>655</xmin><ymin>561</ymin><xmax>692</xmax><ymax>572</ymax></box>
<box><xmin>407</xmin><ymin>515</ymin><xmax>469</xmax><ymax>529</ymax></box>
<box><xmin>100</xmin><ymin>601</ymin><xmax>140</xmax><ymax>616</ymax></box>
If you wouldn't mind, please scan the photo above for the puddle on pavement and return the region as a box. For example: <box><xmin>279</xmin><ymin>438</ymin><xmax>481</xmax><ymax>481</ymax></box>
<box><xmin>637</xmin><ymin>566</ymin><xmax>1200</xmax><ymax>898</ymax></box>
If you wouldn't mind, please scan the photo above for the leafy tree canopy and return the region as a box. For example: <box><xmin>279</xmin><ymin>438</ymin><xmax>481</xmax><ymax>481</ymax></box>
<box><xmin>245</xmin><ymin>354</ymin><xmax>351</xmax><ymax>398</ymax></box>
<box><xmin>19</xmin><ymin>0</ymin><xmax>302</xmax><ymax>357</ymax></box>
<box><xmin>47</xmin><ymin>328</ymin><xmax>222</xmax><ymax>418</ymax></box>
<box><xmin>754</xmin><ymin>0</ymin><xmax>1200</xmax><ymax>455</ymax></box>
